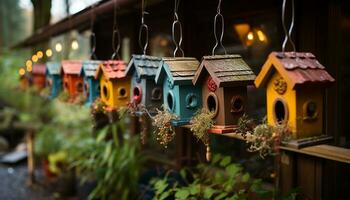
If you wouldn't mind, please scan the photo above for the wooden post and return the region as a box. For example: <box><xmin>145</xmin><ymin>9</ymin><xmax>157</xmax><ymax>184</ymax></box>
<box><xmin>26</xmin><ymin>130</ymin><xmax>35</xmax><ymax>185</ymax></box>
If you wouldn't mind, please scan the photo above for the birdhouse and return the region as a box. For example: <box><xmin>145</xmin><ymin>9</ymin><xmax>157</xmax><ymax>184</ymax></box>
<box><xmin>193</xmin><ymin>55</ymin><xmax>256</xmax><ymax>133</ymax></box>
<box><xmin>19</xmin><ymin>74</ymin><xmax>30</xmax><ymax>90</ymax></box>
<box><xmin>81</xmin><ymin>60</ymin><xmax>102</xmax><ymax>106</ymax></box>
<box><xmin>95</xmin><ymin>60</ymin><xmax>131</xmax><ymax>109</ymax></box>
<box><xmin>155</xmin><ymin>57</ymin><xmax>202</xmax><ymax>126</ymax></box>
<box><xmin>46</xmin><ymin>62</ymin><xmax>62</xmax><ymax>99</ymax></box>
<box><xmin>125</xmin><ymin>55</ymin><xmax>162</xmax><ymax>112</ymax></box>
<box><xmin>255</xmin><ymin>52</ymin><xmax>335</xmax><ymax>139</ymax></box>
<box><xmin>61</xmin><ymin>60</ymin><xmax>84</xmax><ymax>101</ymax></box>
<box><xmin>32</xmin><ymin>63</ymin><xmax>46</xmax><ymax>90</ymax></box>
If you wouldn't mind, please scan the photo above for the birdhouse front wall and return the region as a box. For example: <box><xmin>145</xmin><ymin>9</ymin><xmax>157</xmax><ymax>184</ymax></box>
<box><xmin>130</xmin><ymin>74</ymin><xmax>162</xmax><ymax>110</ymax></box>
<box><xmin>295</xmin><ymin>86</ymin><xmax>324</xmax><ymax>138</ymax></box>
<box><xmin>84</xmin><ymin>78</ymin><xmax>100</xmax><ymax>106</ymax></box>
<box><xmin>100</xmin><ymin>77</ymin><xmax>116</xmax><ymax>107</ymax></box>
<box><xmin>163</xmin><ymin>77</ymin><xmax>202</xmax><ymax>120</ymax></box>
<box><xmin>32</xmin><ymin>74</ymin><xmax>46</xmax><ymax>90</ymax></box>
<box><xmin>47</xmin><ymin>75</ymin><xmax>61</xmax><ymax>99</ymax></box>
<box><xmin>266</xmin><ymin>72</ymin><xmax>297</xmax><ymax>137</ymax></box>
<box><xmin>223</xmin><ymin>87</ymin><xmax>247</xmax><ymax>125</ymax></box>
<box><xmin>114</xmin><ymin>77</ymin><xmax>131</xmax><ymax>108</ymax></box>
<box><xmin>63</xmin><ymin>74</ymin><xmax>84</xmax><ymax>99</ymax></box>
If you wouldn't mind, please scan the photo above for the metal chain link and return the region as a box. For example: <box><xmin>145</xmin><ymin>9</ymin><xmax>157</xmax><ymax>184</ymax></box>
<box><xmin>282</xmin><ymin>0</ymin><xmax>296</xmax><ymax>52</ymax></box>
<box><xmin>212</xmin><ymin>0</ymin><xmax>227</xmax><ymax>56</ymax></box>
<box><xmin>111</xmin><ymin>0</ymin><xmax>121</xmax><ymax>60</ymax></box>
<box><xmin>90</xmin><ymin>3</ymin><xmax>97</xmax><ymax>59</ymax></box>
<box><xmin>172</xmin><ymin>0</ymin><xmax>184</xmax><ymax>57</ymax></box>
<box><xmin>138</xmin><ymin>0</ymin><xmax>149</xmax><ymax>55</ymax></box>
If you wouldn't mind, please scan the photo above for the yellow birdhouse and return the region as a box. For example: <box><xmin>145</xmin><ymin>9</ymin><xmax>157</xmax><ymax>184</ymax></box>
<box><xmin>255</xmin><ymin>52</ymin><xmax>335</xmax><ymax>139</ymax></box>
<box><xmin>95</xmin><ymin>60</ymin><xmax>131</xmax><ymax>109</ymax></box>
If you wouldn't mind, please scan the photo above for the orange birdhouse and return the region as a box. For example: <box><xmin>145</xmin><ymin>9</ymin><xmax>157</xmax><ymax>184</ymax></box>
<box><xmin>95</xmin><ymin>60</ymin><xmax>131</xmax><ymax>109</ymax></box>
<box><xmin>61</xmin><ymin>60</ymin><xmax>84</xmax><ymax>102</ymax></box>
<box><xmin>255</xmin><ymin>52</ymin><xmax>335</xmax><ymax>139</ymax></box>
<box><xmin>32</xmin><ymin>63</ymin><xmax>46</xmax><ymax>90</ymax></box>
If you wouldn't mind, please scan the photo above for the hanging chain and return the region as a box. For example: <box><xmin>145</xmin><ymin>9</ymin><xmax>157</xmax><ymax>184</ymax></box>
<box><xmin>139</xmin><ymin>0</ymin><xmax>149</xmax><ymax>55</ymax></box>
<box><xmin>90</xmin><ymin>3</ymin><xmax>97</xmax><ymax>59</ymax></box>
<box><xmin>282</xmin><ymin>0</ymin><xmax>296</xmax><ymax>52</ymax></box>
<box><xmin>172</xmin><ymin>0</ymin><xmax>184</xmax><ymax>57</ymax></box>
<box><xmin>111</xmin><ymin>0</ymin><xmax>121</xmax><ymax>60</ymax></box>
<box><xmin>212</xmin><ymin>0</ymin><xmax>227</xmax><ymax>56</ymax></box>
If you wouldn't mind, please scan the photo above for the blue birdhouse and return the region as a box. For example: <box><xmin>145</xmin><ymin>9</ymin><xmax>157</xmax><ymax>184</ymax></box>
<box><xmin>125</xmin><ymin>55</ymin><xmax>162</xmax><ymax>113</ymax></box>
<box><xmin>81</xmin><ymin>60</ymin><xmax>102</xmax><ymax>106</ymax></box>
<box><xmin>46</xmin><ymin>62</ymin><xmax>62</xmax><ymax>99</ymax></box>
<box><xmin>155</xmin><ymin>57</ymin><xmax>202</xmax><ymax>126</ymax></box>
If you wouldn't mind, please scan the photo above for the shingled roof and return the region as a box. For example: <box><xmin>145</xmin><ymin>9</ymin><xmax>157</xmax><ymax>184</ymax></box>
<box><xmin>46</xmin><ymin>62</ymin><xmax>61</xmax><ymax>75</ymax></box>
<box><xmin>155</xmin><ymin>57</ymin><xmax>199</xmax><ymax>85</ymax></box>
<box><xmin>125</xmin><ymin>54</ymin><xmax>162</xmax><ymax>78</ymax></box>
<box><xmin>32</xmin><ymin>63</ymin><xmax>46</xmax><ymax>75</ymax></box>
<box><xmin>61</xmin><ymin>60</ymin><xmax>83</xmax><ymax>75</ymax></box>
<box><xmin>192</xmin><ymin>55</ymin><xmax>255</xmax><ymax>87</ymax></box>
<box><xmin>82</xmin><ymin>60</ymin><xmax>102</xmax><ymax>77</ymax></box>
<box><xmin>255</xmin><ymin>52</ymin><xmax>335</xmax><ymax>89</ymax></box>
<box><xmin>95</xmin><ymin>60</ymin><xmax>127</xmax><ymax>80</ymax></box>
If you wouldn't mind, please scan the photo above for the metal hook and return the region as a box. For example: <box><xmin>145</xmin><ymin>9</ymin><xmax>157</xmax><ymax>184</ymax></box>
<box><xmin>139</xmin><ymin>0</ymin><xmax>149</xmax><ymax>55</ymax></box>
<box><xmin>172</xmin><ymin>0</ymin><xmax>184</xmax><ymax>57</ymax></box>
<box><xmin>90</xmin><ymin>32</ymin><xmax>97</xmax><ymax>60</ymax></box>
<box><xmin>212</xmin><ymin>0</ymin><xmax>227</xmax><ymax>56</ymax></box>
<box><xmin>111</xmin><ymin>0</ymin><xmax>121</xmax><ymax>59</ymax></box>
<box><xmin>282</xmin><ymin>0</ymin><xmax>296</xmax><ymax>52</ymax></box>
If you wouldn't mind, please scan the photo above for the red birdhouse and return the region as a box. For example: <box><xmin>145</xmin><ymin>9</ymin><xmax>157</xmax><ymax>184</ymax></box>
<box><xmin>61</xmin><ymin>60</ymin><xmax>84</xmax><ymax>101</ymax></box>
<box><xmin>32</xmin><ymin>63</ymin><xmax>46</xmax><ymax>90</ymax></box>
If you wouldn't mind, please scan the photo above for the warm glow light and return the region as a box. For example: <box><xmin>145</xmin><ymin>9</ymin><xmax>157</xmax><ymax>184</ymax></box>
<box><xmin>26</xmin><ymin>60</ymin><xmax>32</xmax><ymax>68</ymax></box>
<box><xmin>247</xmin><ymin>31</ymin><xmax>254</xmax><ymax>41</ymax></box>
<box><xmin>32</xmin><ymin>55</ymin><xmax>38</xmax><ymax>62</ymax></box>
<box><xmin>257</xmin><ymin>30</ymin><xmax>267</xmax><ymax>42</ymax></box>
<box><xmin>26</xmin><ymin>64</ymin><xmax>33</xmax><ymax>72</ymax></box>
<box><xmin>46</xmin><ymin>49</ymin><xmax>53</xmax><ymax>57</ymax></box>
<box><xmin>19</xmin><ymin>68</ymin><xmax>26</xmax><ymax>76</ymax></box>
<box><xmin>55</xmin><ymin>43</ymin><xmax>62</xmax><ymax>52</ymax></box>
<box><xmin>71</xmin><ymin>40</ymin><xmax>79</xmax><ymax>50</ymax></box>
<box><xmin>36</xmin><ymin>51</ymin><xmax>43</xmax><ymax>58</ymax></box>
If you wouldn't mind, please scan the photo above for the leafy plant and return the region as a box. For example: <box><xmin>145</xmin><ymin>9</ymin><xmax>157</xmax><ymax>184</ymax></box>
<box><xmin>151</xmin><ymin>154</ymin><xmax>274</xmax><ymax>200</ymax></box>
<box><xmin>57</xmin><ymin>90</ymin><xmax>70</xmax><ymax>102</ymax></box>
<box><xmin>189</xmin><ymin>109</ymin><xmax>215</xmax><ymax>161</ymax></box>
<box><xmin>152</xmin><ymin>106</ymin><xmax>178</xmax><ymax>148</ymax></box>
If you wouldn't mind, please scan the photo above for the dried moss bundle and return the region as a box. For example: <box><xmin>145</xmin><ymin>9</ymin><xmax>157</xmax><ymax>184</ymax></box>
<box><xmin>190</xmin><ymin>109</ymin><xmax>215</xmax><ymax>161</ymax></box>
<box><xmin>152</xmin><ymin>106</ymin><xmax>178</xmax><ymax>148</ymax></box>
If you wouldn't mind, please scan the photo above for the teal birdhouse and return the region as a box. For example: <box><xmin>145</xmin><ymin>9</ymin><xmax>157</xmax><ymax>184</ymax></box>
<box><xmin>46</xmin><ymin>62</ymin><xmax>62</xmax><ymax>99</ymax></box>
<box><xmin>125</xmin><ymin>55</ymin><xmax>162</xmax><ymax>113</ymax></box>
<box><xmin>155</xmin><ymin>57</ymin><xmax>202</xmax><ymax>126</ymax></box>
<box><xmin>81</xmin><ymin>60</ymin><xmax>101</xmax><ymax>106</ymax></box>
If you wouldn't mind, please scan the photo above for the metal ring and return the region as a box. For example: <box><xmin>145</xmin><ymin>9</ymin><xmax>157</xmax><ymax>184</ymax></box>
<box><xmin>212</xmin><ymin>0</ymin><xmax>227</xmax><ymax>56</ymax></box>
<box><xmin>138</xmin><ymin>23</ymin><xmax>149</xmax><ymax>55</ymax></box>
<box><xmin>172</xmin><ymin>20</ymin><xmax>184</xmax><ymax>57</ymax></box>
<box><xmin>282</xmin><ymin>0</ymin><xmax>296</xmax><ymax>52</ymax></box>
<box><xmin>111</xmin><ymin>30</ymin><xmax>121</xmax><ymax>60</ymax></box>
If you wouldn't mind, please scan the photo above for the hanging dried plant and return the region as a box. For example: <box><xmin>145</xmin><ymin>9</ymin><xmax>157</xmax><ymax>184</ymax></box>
<box><xmin>245</xmin><ymin>119</ymin><xmax>292</xmax><ymax>158</ymax></box>
<box><xmin>152</xmin><ymin>106</ymin><xmax>178</xmax><ymax>148</ymax></box>
<box><xmin>236</xmin><ymin>114</ymin><xmax>255</xmax><ymax>135</ymax></box>
<box><xmin>139</xmin><ymin>114</ymin><xmax>148</xmax><ymax>145</ymax></box>
<box><xmin>189</xmin><ymin>109</ymin><xmax>215</xmax><ymax>161</ymax></box>
<box><xmin>57</xmin><ymin>91</ymin><xmax>70</xmax><ymax>102</ymax></box>
<box><xmin>73</xmin><ymin>94</ymin><xmax>87</xmax><ymax>105</ymax></box>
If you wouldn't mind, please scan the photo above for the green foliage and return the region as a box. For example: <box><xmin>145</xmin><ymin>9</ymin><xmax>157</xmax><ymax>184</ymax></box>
<box><xmin>69</xmin><ymin>122</ymin><xmax>143</xmax><ymax>200</ymax></box>
<box><xmin>151</xmin><ymin>154</ymin><xmax>274</xmax><ymax>200</ymax></box>
<box><xmin>152</xmin><ymin>106</ymin><xmax>178</xmax><ymax>148</ymax></box>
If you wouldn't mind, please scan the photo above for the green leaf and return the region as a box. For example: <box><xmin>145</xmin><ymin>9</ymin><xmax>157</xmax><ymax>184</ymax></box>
<box><xmin>180</xmin><ymin>168</ymin><xmax>187</xmax><ymax>179</ymax></box>
<box><xmin>219</xmin><ymin>156</ymin><xmax>232</xmax><ymax>167</ymax></box>
<box><xmin>204</xmin><ymin>188</ymin><xmax>217</xmax><ymax>199</ymax></box>
<box><xmin>242</xmin><ymin>173</ymin><xmax>250</xmax><ymax>182</ymax></box>
<box><xmin>159</xmin><ymin>191</ymin><xmax>171</xmax><ymax>200</ymax></box>
<box><xmin>214</xmin><ymin>192</ymin><xmax>228</xmax><ymax>200</ymax></box>
<box><xmin>175</xmin><ymin>189</ymin><xmax>190</xmax><ymax>200</ymax></box>
<box><xmin>96</xmin><ymin>128</ymin><xmax>108</xmax><ymax>143</ymax></box>
<box><xmin>211</xmin><ymin>154</ymin><xmax>222</xmax><ymax>164</ymax></box>
<box><xmin>189</xmin><ymin>184</ymin><xmax>200</xmax><ymax>195</ymax></box>
<box><xmin>154</xmin><ymin>180</ymin><xmax>168</xmax><ymax>194</ymax></box>
<box><xmin>226</xmin><ymin>164</ymin><xmax>241</xmax><ymax>177</ymax></box>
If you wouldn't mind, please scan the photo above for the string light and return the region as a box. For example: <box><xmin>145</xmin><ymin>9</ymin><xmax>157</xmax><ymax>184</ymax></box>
<box><xmin>19</xmin><ymin>68</ymin><xmax>26</xmax><ymax>76</ymax></box>
<box><xmin>55</xmin><ymin>43</ymin><xmax>63</xmax><ymax>52</ymax></box>
<box><xmin>46</xmin><ymin>49</ymin><xmax>53</xmax><ymax>57</ymax></box>
<box><xmin>32</xmin><ymin>55</ymin><xmax>38</xmax><ymax>62</ymax></box>
<box><xmin>26</xmin><ymin>60</ymin><xmax>32</xmax><ymax>68</ymax></box>
<box><xmin>71</xmin><ymin>40</ymin><xmax>79</xmax><ymax>50</ymax></box>
<box><xmin>26</xmin><ymin>64</ymin><xmax>33</xmax><ymax>72</ymax></box>
<box><xmin>256</xmin><ymin>30</ymin><xmax>267</xmax><ymax>42</ymax></box>
<box><xmin>247</xmin><ymin>31</ymin><xmax>254</xmax><ymax>41</ymax></box>
<box><xmin>36</xmin><ymin>51</ymin><xmax>43</xmax><ymax>58</ymax></box>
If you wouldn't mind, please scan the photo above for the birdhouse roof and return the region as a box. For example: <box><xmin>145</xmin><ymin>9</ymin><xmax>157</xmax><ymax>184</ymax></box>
<box><xmin>155</xmin><ymin>57</ymin><xmax>199</xmax><ymax>85</ymax></box>
<box><xmin>61</xmin><ymin>60</ymin><xmax>83</xmax><ymax>75</ymax></box>
<box><xmin>254</xmin><ymin>52</ymin><xmax>335</xmax><ymax>89</ymax></box>
<box><xmin>95</xmin><ymin>60</ymin><xmax>127</xmax><ymax>80</ymax></box>
<box><xmin>125</xmin><ymin>54</ymin><xmax>162</xmax><ymax>78</ymax></box>
<box><xmin>81</xmin><ymin>60</ymin><xmax>102</xmax><ymax>77</ymax></box>
<box><xmin>193</xmin><ymin>55</ymin><xmax>255</xmax><ymax>87</ymax></box>
<box><xmin>46</xmin><ymin>62</ymin><xmax>61</xmax><ymax>75</ymax></box>
<box><xmin>32</xmin><ymin>63</ymin><xmax>46</xmax><ymax>75</ymax></box>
